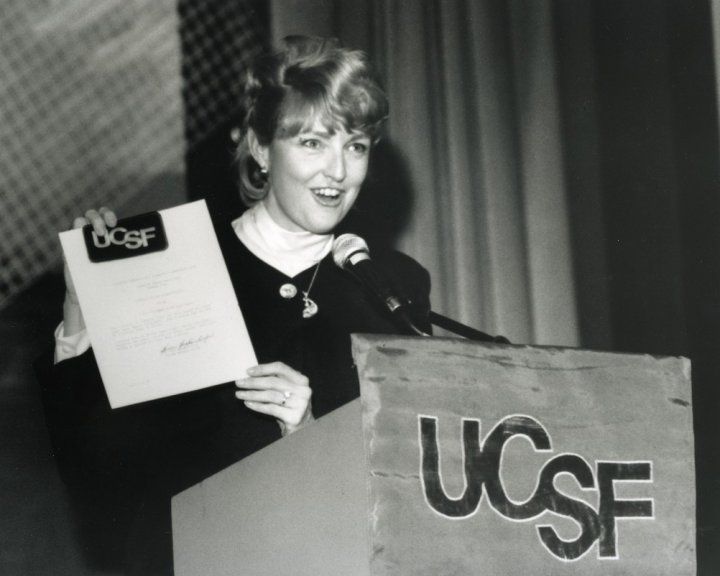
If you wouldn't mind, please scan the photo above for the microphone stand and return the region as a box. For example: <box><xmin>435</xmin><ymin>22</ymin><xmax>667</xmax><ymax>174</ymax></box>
<box><xmin>392</xmin><ymin>306</ymin><xmax>508</xmax><ymax>344</ymax></box>
<box><xmin>427</xmin><ymin>311</ymin><xmax>509</xmax><ymax>344</ymax></box>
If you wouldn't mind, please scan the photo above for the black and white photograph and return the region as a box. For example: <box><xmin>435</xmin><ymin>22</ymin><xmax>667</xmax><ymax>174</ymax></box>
<box><xmin>0</xmin><ymin>0</ymin><xmax>717</xmax><ymax>574</ymax></box>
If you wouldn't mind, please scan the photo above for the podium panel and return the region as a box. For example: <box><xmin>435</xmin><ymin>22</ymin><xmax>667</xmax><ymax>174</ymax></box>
<box><xmin>354</xmin><ymin>336</ymin><xmax>694</xmax><ymax>575</ymax></box>
<box><xmin>172</xmin><ymin>400</ymin><xmax>369</xmax><ymax>576</ymax></box>
<box><xmin>173</xmin><ymin>336</ymin><xmax>694</xmax><ymax>575</ymax></box>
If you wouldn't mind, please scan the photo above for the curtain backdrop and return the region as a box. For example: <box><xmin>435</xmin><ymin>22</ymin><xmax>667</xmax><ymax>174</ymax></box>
<box><xmin>272</xmin><ymin>0</ymin><xmax>580</xmax><ymax>346</ymax></box>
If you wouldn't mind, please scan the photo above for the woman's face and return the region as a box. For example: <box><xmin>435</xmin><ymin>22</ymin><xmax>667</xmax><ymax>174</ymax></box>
<box><xmin>257</xmin><ymin>118</ymin><xmax>371</xmax><ymax>234</ymax></box>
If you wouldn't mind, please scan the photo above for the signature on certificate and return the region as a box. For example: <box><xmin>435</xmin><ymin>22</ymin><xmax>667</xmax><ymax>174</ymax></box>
<box><xmin>160</xmin><ymin>333</ymin><xmax>214</xmax><ymax>355</ymax></box>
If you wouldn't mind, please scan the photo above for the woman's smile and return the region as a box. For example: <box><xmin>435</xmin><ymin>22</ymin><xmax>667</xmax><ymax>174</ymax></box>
<box><xmin>310</xmin><ymin>186</ymin><xmax>344</xmax><ymax>206</ymax></box>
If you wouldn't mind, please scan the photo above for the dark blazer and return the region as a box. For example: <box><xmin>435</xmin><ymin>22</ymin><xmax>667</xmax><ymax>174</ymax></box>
<box><xmin>36</xmin><ymin>209</ymin><xmax>431</xmax><ymax>574</ymax></box>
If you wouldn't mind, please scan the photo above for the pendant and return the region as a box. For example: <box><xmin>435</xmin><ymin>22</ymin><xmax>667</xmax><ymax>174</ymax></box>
<box><xmin>302</xmin><ymin>293</ymin><xmax>318</xmax><ymax>318</ymax></box>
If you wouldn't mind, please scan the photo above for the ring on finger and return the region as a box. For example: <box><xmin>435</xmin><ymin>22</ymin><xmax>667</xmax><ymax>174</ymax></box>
<box><xmin>280</xmin><ymin>390</ymin><xmax>291</xmax><ymax>406</ymax></box>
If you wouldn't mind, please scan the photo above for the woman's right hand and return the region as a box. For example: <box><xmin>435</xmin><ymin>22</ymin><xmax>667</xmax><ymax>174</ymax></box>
<box><xmin>62</xmin><ymin>207</ymin><xmax>117</xmax><ymax>335</ymax></box>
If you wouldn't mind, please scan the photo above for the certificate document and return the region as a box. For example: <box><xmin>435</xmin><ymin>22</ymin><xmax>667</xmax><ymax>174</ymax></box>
<box><xmin>60</xmin><ymin>200</ymin><xmax>256</xmax><ymax>408</ymax></box>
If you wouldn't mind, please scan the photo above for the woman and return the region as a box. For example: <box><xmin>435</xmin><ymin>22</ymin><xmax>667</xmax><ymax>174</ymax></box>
<box><xmin>39</xmin><ymin>36</ymin><xmax>430</xmax><ymax>573</ymax></box>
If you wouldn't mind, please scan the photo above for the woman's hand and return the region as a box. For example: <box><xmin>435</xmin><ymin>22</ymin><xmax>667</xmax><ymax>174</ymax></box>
<box><xmin>63</xmin><ymin>208</ymin><xmax>117</xmax><ymax>335</ymax></box>
<box><xmin>235</xmin><ymin>362</ymin><xmax>314</xmax><ymax>436</ymax></box>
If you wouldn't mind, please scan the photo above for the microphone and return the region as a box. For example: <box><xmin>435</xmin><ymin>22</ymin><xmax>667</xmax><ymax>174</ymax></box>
<box><xmin>332</xmin><ymin>234</ymin><xmax>429</xmax><ymax>336</ymax></box>
<box><xmin>333</xmin><ymin>234</ymin><xmax>506</xmax><ymax>343</ymax></box>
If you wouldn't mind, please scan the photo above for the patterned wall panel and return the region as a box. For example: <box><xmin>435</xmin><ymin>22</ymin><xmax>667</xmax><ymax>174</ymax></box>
<box><xmin>0</xmin><ymin>0</ymin><xmax>186</xmax><ymax>309</ymax></box>
<box><xmin>179</xmin><ymin>0</ymin><xmax>266</xmax><ymax>148</ymax></box>
<box><xmin>0</xmin><ymin>0</ymin><xmax>265</xmax><ymax>312</ymax></box>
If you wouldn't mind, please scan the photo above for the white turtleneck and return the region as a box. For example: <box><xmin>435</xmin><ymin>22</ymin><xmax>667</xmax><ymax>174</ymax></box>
<box><xmin>232</xmin><ymin>201</ymin><xmax>334</xmax><ymax>278</ymax></box>
<box><xmin>54</xmin><ymin>200</ymin><xmax>334</xmax><ymax>363</ymax></box>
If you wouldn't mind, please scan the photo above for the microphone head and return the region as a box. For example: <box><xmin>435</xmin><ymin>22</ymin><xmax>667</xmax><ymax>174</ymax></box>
<box><xmin>332</xmin><ymin>233</ymin><xmax>370</xmax><ymax>268</ymax></box>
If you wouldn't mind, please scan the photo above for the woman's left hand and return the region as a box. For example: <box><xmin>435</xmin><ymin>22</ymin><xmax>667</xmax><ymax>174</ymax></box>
<box><xmin>235</xmin><ymin>362</ymin><xmax>314</xmax><ymax>436</ymax></box>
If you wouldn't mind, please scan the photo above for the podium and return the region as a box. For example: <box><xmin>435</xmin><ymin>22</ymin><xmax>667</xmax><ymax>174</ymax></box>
<box><xmin>172</xmin><ymin>336</ymin><xmax>695</xmax><ymax>575</ymax></box>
